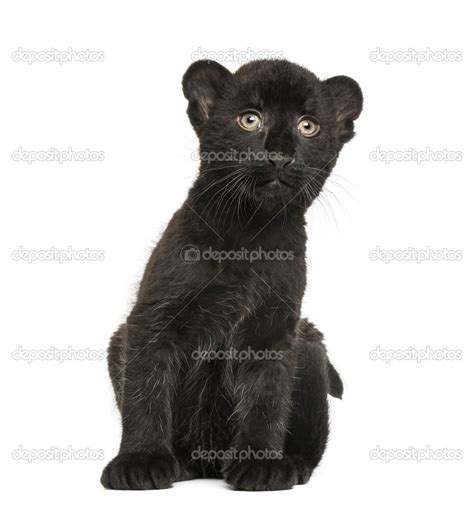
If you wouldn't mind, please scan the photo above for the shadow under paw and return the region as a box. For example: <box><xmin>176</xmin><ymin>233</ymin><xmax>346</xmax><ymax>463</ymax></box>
<box><xmin>101</xmin><ymin>451</ymin><xmax>179</xmax><ymax>490</ymax></box>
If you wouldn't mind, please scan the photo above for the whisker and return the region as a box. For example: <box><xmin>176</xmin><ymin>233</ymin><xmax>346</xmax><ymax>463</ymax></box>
<box><xmin>190</xmin><ymin>169</ymin><xmax>243</xmax><ymax>203</ymax></box>
<box><xmin>201</xmin><ymin>162</ymin><xmax>247</xmax><ymax>173</ymax></box>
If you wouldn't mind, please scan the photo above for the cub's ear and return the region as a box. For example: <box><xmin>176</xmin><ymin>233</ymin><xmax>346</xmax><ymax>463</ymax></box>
<box><xmin>182</xmin><ymin>60</ymin><xmax>232</xmax><ymax>135</ymax></box>
<box><xmin>323</xmin><ymin>76</ymin><xmax>363</xmax><ymax>143</ymax></box>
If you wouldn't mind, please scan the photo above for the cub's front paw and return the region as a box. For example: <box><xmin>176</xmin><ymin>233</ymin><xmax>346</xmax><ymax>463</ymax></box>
<box><xmin>101</xmin><ymin>452</ymin><xmax>179</xmax><ymax>490</ymax></box>
<box><xmin>224</xmin><ymin>458</ymin><xmax>298</xmax><ymax>491</ymax></box>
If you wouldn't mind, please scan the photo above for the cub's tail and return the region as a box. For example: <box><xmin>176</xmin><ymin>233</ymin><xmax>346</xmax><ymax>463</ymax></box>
<box><xmin>298</xmin><ymin>318</ymin><xmax>344</xmax><ymax>399</ymax></box>
<box><xmin>327</xmin><ymin>359</ymin><xmax>344</xmax><ymax>399</ymax></box>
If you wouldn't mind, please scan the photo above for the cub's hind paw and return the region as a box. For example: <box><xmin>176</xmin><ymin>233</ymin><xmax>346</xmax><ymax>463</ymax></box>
<box><xmin>289</xmin><ymin>455</ymin><xmax>314</xmax><ymax>485</ymax></box>
<box><xmin>101</xmin><ymin>452</ymin><xmax>179</xmax><ymax>490</ymax></box>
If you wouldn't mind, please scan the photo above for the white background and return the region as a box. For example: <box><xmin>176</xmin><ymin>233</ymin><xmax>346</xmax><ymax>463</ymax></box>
<box><xmin>1</xmin><ymin>0</ymin><xmax>472</xmax><ymax>508</ymax></box>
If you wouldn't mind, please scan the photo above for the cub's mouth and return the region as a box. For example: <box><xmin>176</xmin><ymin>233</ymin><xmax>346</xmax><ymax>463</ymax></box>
<box><xmin>257</xmin><ymin>177</ymin><xmax>296</xmax><ymax>190</ymax></box>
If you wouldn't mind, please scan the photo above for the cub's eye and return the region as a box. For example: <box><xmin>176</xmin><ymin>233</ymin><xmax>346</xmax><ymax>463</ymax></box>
<box><xmin>237</xmin><ymin>111</ymin><xmax>262</xmax><ymax>131</ymax></box>
<box><xmin>297</xmin><ymin>117</ymin><xmax>320</xmax><ymax>138</ymax></box>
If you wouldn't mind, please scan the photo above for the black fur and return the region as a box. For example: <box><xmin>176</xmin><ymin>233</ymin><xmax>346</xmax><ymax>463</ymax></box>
<box><xmin>101</xmin><ymin>59</ymin><xmax>362</xmax><ymax>491</ymax></box>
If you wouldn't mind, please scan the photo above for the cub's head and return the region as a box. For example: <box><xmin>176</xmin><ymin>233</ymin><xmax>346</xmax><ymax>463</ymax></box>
<box><xmin>183</xmin><ymin>59</ymin><xmax>362</xmax><ymax>213</ymax></box>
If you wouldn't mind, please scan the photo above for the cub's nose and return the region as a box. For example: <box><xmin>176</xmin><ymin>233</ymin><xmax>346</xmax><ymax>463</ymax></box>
<box><xmin>268</xmin><ymin>153</ymin><xmax>295</xmax><ymax>171</ymax></box>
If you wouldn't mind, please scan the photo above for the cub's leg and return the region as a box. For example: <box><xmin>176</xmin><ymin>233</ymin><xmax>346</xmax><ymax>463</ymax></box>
<box><xmin>223</xmin><ymin>303</ymin><xmax>300</xmax><ymax>491</ymax></box>
<box><xmin>101</xmin><ymin>318</ymin><xmax>181</xmax><ymax>490</ymax></box>
<box><xmin>284</xmin><ymin>319</ymin><xmax>343</xmax><ymax>484</ymax></box>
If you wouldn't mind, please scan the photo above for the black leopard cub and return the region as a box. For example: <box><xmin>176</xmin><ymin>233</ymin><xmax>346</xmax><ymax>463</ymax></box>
<box><xmin>101</xmin><ymin>59</ymin><xmax>362</xmax><ymax>491</ymax></box>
